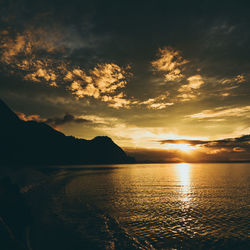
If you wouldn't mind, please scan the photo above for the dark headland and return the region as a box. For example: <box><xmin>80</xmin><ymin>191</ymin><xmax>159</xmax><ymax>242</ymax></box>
<box><xmin>0</xmin><ymin>99</ymin><xmax>135</xmax><ymax>166</ymax></box>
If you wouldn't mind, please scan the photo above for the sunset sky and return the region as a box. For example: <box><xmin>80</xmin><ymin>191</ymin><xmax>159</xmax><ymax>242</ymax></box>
<box><xmin>1</xmin><ymin>0</ymin><xmax>250</xmax><ymax>162</ymax></box>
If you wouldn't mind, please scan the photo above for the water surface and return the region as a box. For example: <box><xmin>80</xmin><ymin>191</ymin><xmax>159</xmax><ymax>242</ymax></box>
<box><xmin>24</xmin><ymin>163</ymin><xmax>250</xmax><ymax>249</ymax></box>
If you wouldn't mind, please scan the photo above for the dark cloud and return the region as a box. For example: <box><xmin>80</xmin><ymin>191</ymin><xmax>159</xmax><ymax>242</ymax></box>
<box><xmin>126</xmin><ymin>134</ymin><xmax>250</xmax><ymax>163</ymax></box>
<box><xmin>17</xmin><ymin>112</ymin><xmax>91</xmax><ymax>127</ymax></box>
<box><xmin>204</xmin><ymin>135</ymin><xmax>250</xmax><ymax>152</ymax></box>
<box><xmin>158</xmin><ymin>134</ymin><xmax>250</xmax><ymax>153</ymax></box>
<box><xmin>46</xmin><ymin>114</ymin><xmax>91</xmax><ymax>126</ymax></box>
<box><xmin>157</xmin><ymin>139</ymin><xmax>209</xmax><ymax>146</ymax></box>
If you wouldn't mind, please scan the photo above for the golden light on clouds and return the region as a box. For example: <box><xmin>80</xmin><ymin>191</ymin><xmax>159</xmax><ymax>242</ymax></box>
<box><xmin>151</xmin><ymin>47</ymin><xmax>189</xmax><ymax>81</ymax></box>
<box><xmin>220</xmin><ymin>74</ymin><xmax>246</xmax><ymax>84</ymax></box>
<box><xmin>177</xmin><ymin>74</ymin><xmax>204</xmax><ymax>101</ymax></box>
<box><xmin>186</xmin><ymin>105</ymin><xmax>250</xmax><ymax>119</ymax></box>
<box><xmin>162</xmin><ymin>143</ymin><xmax>198</xmax><ymax>153</ymax></box>
<box><xmin>65</xmin><ymin>63</ymin><xmax>133</xmax><ymax>108</ymax></box>
<box><xmin>0</xmin><ymin>27</ymin><xmax>137</xmax><ymax>108</ymax></box>
<box><xmin>0</xmin><ymin>27</ymin><xmax>179</xmax><ymax>110</ymax></box>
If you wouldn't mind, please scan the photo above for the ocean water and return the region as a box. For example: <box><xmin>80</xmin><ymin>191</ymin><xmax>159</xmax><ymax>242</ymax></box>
<box><xmin>23</xmin><ymin>163</ymin><xmax>250</xmax><ymax>249</ymax></box>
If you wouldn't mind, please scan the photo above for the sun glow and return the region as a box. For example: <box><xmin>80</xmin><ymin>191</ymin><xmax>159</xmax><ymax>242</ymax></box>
<box><xmin>163</xmin><ymin>143</ymin><xmax>197</xmax><ymax>152</ymax></box>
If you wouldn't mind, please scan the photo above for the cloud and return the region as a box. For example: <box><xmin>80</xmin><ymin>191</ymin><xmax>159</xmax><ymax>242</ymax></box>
<box><xmin>125</xmin><ymin>144</ymin><xmax>250</xmax><ymax>163</ymax></box>
<box><xmin>186</xmin><ymin>105</ymin><xmax>250</xmax><ymax>119</ymax></box>
<box><xmin>0</xmin><ymin>24</ymin><xmax>93</xmax><ymax>66</ymax></box>
<box><xmin>151</xmin><ymin>48</ymin><xmax>206</xmax><ymax>103</ymax></box>
<box><xmin>24</xmin><ymin>67</ymin><xmax>58</xmax><ymax>87</ymax></box>
<box><xmin>182</xmin><ymin>75</ymin><xmax>204</xmax><ymax>90</ymax></box>
<box><xmin>140</xmin><ymin>94</ymin><xmax>173</xmax><ymax>109</ymax></box>
<box><xmin>158</xmin><ymin>134</ymin><xmax>250</xmax><ymax>152</ymax></box>
<box><xmin>0</xmin><ymin>26</ymin><xmax>71</xmax><ymax>87</ymax></box>
<box><xmin>0</xmin><ymin>27</ymin><xmax>63</xmax><ymax>64</ymax></box>
<box><xmin>46</xmin><ymin>114</ymin><xmax>91</xmax><ymax>126</ymax></box>
<box><xmin>17</xmin><ymin>112</ymin><xmax>91</xmax><ymax>127</ymax></box>
<box><xmin>16</xmin><ymin>112</ymin><xmax>45</xmax><ymax>123</ymax></box>
<box><xmin>64</xmin><ymin>64</ymin><xmax>175</xmax><ymax>109</ymax></box>
<box><xmin>101</xmin><ymin>92</ymin><xmax>135</xmax><ymax>109</ymax></box>
<box><xmin>220</xmin><ymin>74</ymin><xmax>246</xmax><ymax>84</ymax></box>
<box><xmin>0</xmin><ymin>13</ymin><xmax>135</xmax><ymax>109</ymax></box>
<box><xmin>65</xmin><ymin>64</ymin><xmax>134</xmax><ymax>108</ymax></box>
<box><xmin>151</xmin><ymin>47</ymin><xmax>189</xmax><ymax>81</ymax></box>
<box><xmin>66</xmin><ymin>64</ymin><xmax>130</xmax><ymax>96</ymax></box>
<box><xmin>177</xmin><ymin>74</ymin><xmax>204</xmax><ymax>101</ymax></box>
<box><xmin>0</xmin><ymin>25</ymin><xmax>135</xmax><ymax>108</ymax></box>
<box><xmin>157</xmin><ymin>139</ymin><xmax>209</xmax><ymax>146</ymax></box>
<box><xmin>133</xmin><ymin>134</ymin><xmax>250</xmax><ymax>162</ymax></box>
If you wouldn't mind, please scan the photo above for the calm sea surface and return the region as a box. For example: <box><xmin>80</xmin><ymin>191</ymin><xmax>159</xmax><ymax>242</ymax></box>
<box><xmin>23</xmin><ymin>163</ymin><xmax>250</xmax><ymax>249</ymax></box>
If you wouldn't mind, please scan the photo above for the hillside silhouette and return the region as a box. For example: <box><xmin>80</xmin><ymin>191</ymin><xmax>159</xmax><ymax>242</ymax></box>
<box><xmin>0</xmin><ymin>99</ymin><xmax>135</xmax><ymax>165</ymax></box>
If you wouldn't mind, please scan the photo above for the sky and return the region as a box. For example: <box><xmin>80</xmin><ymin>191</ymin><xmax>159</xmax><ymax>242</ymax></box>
<box><xmin>1</xmin><ymin>0</ymin><xmax>250</xmax><ymax>162</ymax></box>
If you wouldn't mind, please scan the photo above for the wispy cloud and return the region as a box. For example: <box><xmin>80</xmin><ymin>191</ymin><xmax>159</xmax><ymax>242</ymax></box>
<box><xmin>140</xmin><ymin>94</ymin><xmax>173</xmax><ymax>109</ymax></box>
<box><xmin>157</xmin><ymin>139</ymin><xmax>209</xmax><ymax>146</ymax></box>
<box><xmin>220</xmin><ymin>74</ymin><xmax>246</xmax><ymax>84</ymax></box>
<box><xmin>186</xmin><ymin>105</ymin><xmax>250</xmax><ymax>119</ymax></box>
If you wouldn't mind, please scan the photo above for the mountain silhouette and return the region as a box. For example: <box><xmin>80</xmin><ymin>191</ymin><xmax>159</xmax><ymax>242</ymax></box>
<box><xmin>0</xmin><ymin>99</ymin><xmax>135</xmax><ymax>165</ymax></box>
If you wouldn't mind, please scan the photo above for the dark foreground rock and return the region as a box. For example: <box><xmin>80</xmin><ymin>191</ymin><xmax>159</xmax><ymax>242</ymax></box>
<box><xmin>0</xmin><ymin>176</ymin><xmax>31</xmax><ymax>250</ymax></box>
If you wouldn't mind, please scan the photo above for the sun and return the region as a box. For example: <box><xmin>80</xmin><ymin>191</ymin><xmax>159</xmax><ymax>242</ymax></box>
<box><xmin>174</xmin><ymin>143</ymin><xmax>195</xmax><ymax>152</ymax></box>
<box><xmin>163</xmin><ymin>143</ymin><xmax>197</xmax><ymax>152</ymax></box>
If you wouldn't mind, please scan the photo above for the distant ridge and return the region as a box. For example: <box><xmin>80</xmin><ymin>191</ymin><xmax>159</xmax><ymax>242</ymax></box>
<box><xmin>0</xmin><ymin>99</ymin><xmax>135</xmax><ymax>165</ymax></box>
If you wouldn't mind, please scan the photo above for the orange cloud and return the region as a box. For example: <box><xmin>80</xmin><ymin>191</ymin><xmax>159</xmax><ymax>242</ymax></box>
<box><xmin>16</xmin><ymin>112</ymin><xmax>45</xmax><ymax>122</ymax></box>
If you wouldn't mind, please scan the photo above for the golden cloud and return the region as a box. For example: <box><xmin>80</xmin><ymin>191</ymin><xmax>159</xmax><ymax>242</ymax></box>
<box><xmin>0</xmin><ymin>27</ymin><xmax>137</xmax><ymax>108</ymax></box>
<box><xmin>186</xmin><ymin>105</ymin><xmax>250</xmax><ymax>119</ymax></box>
<box><xmin>1</xmin><ymin>29</ymin><xmax>185</xmax><ymax>110</ymax></box>
<box><xmin>101</xmin><ymin>93</ymin><xmax>135</xmax><ymax>109</ymax></box>
<box><xmin>151</xmin><ymin>47</ymin><xmax>189</xmax><ymax>81</ymax></box>
<box><xmin>220</xmin><ymin>74</ymin><xmax>246</xmax><ymax>84</ymax></box>
<box><xmin>177</xmin><ymin>74</ymin><xmax>204</xmax><ymax>101</ymax></box>
<box><xmin>0</xmin><ymin>27</ymin><xmax>68</xmax><ymax>87</ymax></box>
<box><xmin>0</xmin><ymin>27</ymin><xmax>66</xmax><ymax>64</ymax></box>
<box><xmin>64</xmin><ymin>63</ymin><xmax>134</xmax><ymax>108</ymax></box>
<box><xmin>16</xmin><ymin>112</ymin><xmax>45</xmax><ymax>122</ymax></box>
<box><xmin>141</xmin><ymin>94</ymin><xmax>173</xmax><ymax>109</ymax></box>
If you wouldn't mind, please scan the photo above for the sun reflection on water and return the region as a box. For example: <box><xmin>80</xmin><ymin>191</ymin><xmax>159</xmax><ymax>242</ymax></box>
<box><xmin>174</xmin><ymin>163</ymin><xmax>192</xmax><ymax>204</ymax></box>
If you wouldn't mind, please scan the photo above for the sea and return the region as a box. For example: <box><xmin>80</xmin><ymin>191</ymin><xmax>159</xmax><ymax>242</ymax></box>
<box><xmin>5</xmin><ymin>163</ymin><xmax>250</xmax><ymax>249</ymax></box>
